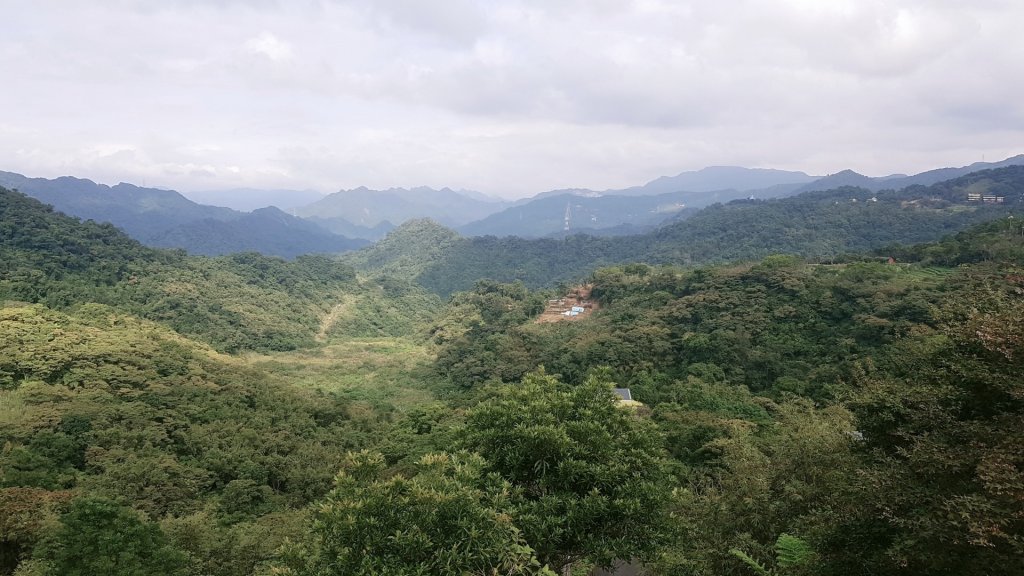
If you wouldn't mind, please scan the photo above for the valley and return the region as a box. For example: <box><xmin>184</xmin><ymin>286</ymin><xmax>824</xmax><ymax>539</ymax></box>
<box><xmin>6</xmin><ymin>2</ymin><xmax>1024</xmax><ymax>573</ymax></box>
<box><xmin>1</xmin><ymin>158</ymin><xmax>1023</xmax><ymax>576</ymax></box>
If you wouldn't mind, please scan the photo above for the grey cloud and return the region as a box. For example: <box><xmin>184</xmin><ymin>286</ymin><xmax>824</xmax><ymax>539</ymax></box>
<box><xmin>1</xmin><ymin>1</ymin><xmax>1022</xmax><ymax>197</ymax></box>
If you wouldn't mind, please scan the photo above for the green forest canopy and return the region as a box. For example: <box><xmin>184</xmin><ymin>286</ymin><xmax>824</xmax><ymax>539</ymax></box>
<box><xmin>1</xmin><ymin>182</ymin><xmax>1023</xmax><ymax>575</ymax></box>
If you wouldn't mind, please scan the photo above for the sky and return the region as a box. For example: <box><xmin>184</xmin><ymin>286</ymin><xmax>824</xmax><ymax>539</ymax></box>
<box><xmin>2</xmin><ymin>0</ymin><xmax>1022</xmax><ymax>199</ymax></box>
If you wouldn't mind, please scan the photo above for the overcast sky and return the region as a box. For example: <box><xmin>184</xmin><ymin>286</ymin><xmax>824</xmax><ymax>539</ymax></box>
<box><xmin>2</xmin><ymin>0</ymin><xmax>1022</xmax><ymax>198</ymax></box>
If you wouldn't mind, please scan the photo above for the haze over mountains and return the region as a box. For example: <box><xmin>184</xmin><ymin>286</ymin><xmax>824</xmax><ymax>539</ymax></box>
<box><xmin>0</xmin><ymin>171</ymin><xmax>360</xmax><ymax>258</ymax></box>
<box><xmin>3</xmin><ymin>155</ymin><xmax>1023</xmax><ymax>256</ymax></box>
<box><xmin>295</xmin><ymin>186</ymin><xmax>510</xmax><ymax>240</ymax></box>
<box><xmin>798</xmin><ymin>155</ymin><xmax>1024</xmax><ymax>193</ymax></box>
<box><xmin>383</xmin><ymin>165</ymin><xmax>1024</xmax><ymax>295</ymax></box>
<box><xmin>181</xmin><ymin>188</ymin><xmax>326</xmax><ymax>212</ymax></box>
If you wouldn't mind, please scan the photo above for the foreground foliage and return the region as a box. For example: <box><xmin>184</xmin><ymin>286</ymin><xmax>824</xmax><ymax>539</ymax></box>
<box><xmin>461</xmin><ymin>371</ymin><xmax>673</xmax><ymax>572</ymax></box>
<box><xmin>277</xmin><ymin>452</ymin><xmax>553</xmax><ymax>576</ymax></box>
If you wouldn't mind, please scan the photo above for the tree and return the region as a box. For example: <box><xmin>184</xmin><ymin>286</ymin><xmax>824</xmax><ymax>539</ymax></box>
<box><xmin>276</xmin><ymin>451</ymin><xmax>553</xmax><ymax>576</ymax></box>
<box><xmin>838</xmin><ymin>282</ymin><xmax>1024</xmax><ymax>575</ymax></box>
<box><xmin>460</xmin><ymin>369</ymin><xmax>674</xmax><ymax>572</ymax></box>
<box><xmin>33</xmin><ymin>497</ymin><xmax>187</xmax><ymax>576</ymax></box>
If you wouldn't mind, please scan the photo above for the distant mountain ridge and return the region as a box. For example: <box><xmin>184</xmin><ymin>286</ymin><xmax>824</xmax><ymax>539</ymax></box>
<box><xmin>458</xmin><ymin>191</ymin><xmax>700</xmax><ymax>238</ymax></box>
<box><xmin>148</xmin><ymin>206</ymin><xmax>369</xmax><ymax>258</ymax></box>
<box><xmin>181</xmin><ymin>188</ymin><xmax>326</xmax><ymax>212</ymax></box>
<box><xmin>295</xmin><ymin>186</ymin><xmax>510</xmax><ymax>229</ymax></box>
<box><xmin>0</xmin><ymin>170</ymin><xmax>238</xmax><ymax>241</ymax></box>
<box><xmin>614</xmin><ymin>165</ymin><xmax>818</xmax><ymax>196</ymax></box>
<box><xmin>0</xmin><ymin>170</ymin><xmax>363</xmax><ymax>258</ymax></box>
<box><xmin>356</xmin><ymin>165</ymin><xmax>1024</xmax><ymax>296</ymax></box>
<box><xmin>455</xmin><ymin>156</ymin><xmax>1024</xmax><ymax>238</ymax></box>
<box><xmin>799</xmin><ymin>155</ymin><xmax>1024</xmax><ymax>193</ymax></box>
<box><xmin>5</xmin><ymin>154</ymin><xmax>1022</xmax><ymax>254</ymax></box>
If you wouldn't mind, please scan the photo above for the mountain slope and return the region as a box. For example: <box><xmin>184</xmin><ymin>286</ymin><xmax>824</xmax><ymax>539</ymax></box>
<box><xmin>798</xmin><ymin>169</ymin><xmax>881</xmax><ymax>193</ymax></box>
<box><xmin>296</xmin><ymin>186</ymin><xmax>509</xmax><ymax>228</ymax></box>
<box><xmin>0</xmin><ymin>171</ymin><xmax>365</xmax><ymax>258</ymax></box>
<box><xmin>884</xmin><ymin>154</ymin><xmax>1024</xmax><ymax>189</ymax></box>
<box><xmin>799</xmin><ymin>155</ymin><xmax>1024</xmax><ymax>193</ymax></box>
<box><xmin>615</xmin><ymin>165</ymin><xmax>817</xmax><ymax>196</ymax></box>
<box><xmin>0</xmin><ymin>171</ymin><xmax>238</xmax><ymax>241</ymax></box>
<box><xmin>181</xmin><ymin>187</ymin><xmax>326</xmax><ymax>212</ymax></box>
<box><xmin>408</xmin><ymin>166</ymin><xmax>1024</xmax><ymax>295</ymax></box>
<box><xmin>340</xmin><ymin>218</ymin><xmax>461</xmax><ymax>279</ymax></box>
<box><xmin>148</xmin><ymin>207</ymin><xmax>367</xmax><ymax>258</ymax></box>
<box><xmin>0</xmin><ymin>186</ymin><xmax>359</xmax><ymax>352</ymax></box>
<box><xmin>459</xmin><ymin>191</ymin><xmax>697</xmax><ymax>238</ymax></box>
<box><xmin>305</xmin><ymin>216</ymin><xmax>396</xmax><ymax>242</ymax></box>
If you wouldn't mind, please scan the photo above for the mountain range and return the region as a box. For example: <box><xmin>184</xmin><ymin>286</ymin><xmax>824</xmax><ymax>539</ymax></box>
<box><xmin>3</xmin><ymin>155</ymin><xmax>1023</xmax><ymax>254</ymax></box>
<box><xmin>180</xmin><ymin>188</ymin><xmax>326</xmax><ymax>212</ymax></box>
<box><xmin>353</xmin><ymin>165</ymin><xmax>1024</xmax><ymax>296</ymax></box>
<box><xmin>463</xmin><ymin>156</ymin><xmax>1024</xmax><ymax>238</ymax></box>
<box><xmin>0</xmin><ymin>171</ymin><xmax>363</xmax><ymax>258</ymax></box>
<box><xmin>798</xmin><ymin>154</ymin><xmax>1024</xmax><ymax>193</ymax></box>
<box><xmin>295</xmin><ymin>186</ymin><xmax>508</xmax><ymax>228</ymax></box>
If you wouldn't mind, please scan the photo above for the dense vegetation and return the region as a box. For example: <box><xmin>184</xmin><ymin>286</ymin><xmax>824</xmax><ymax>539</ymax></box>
<box><xmin>0</xmin><ymin>187</ymin><xmax>360</xmax><ymax>352</ymax></box>
<box><xmin>0</xmin><ymin>303</ymin><xmax>363</xmax><ymax>575</ymax></box>
<box><xmin>429</xmin><ymin>217</ymin><xmax>1024</xmax><ymax>574</ymax></box>
<box><xmin>146</xmin><ymin>207</ymin><xmax>368</xmax><ymax>259</ymax></box>
<box><xmin>2</xmin><ymin>180</ymin><xmax>1023</xmax><ymax>575</ymax></box>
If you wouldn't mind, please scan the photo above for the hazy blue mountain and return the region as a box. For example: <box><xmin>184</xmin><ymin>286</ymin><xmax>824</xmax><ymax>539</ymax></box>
<box><xmin>412</xmin><ymin>165</ymin><xmax>1024</xmax><ymax>296</ymax></box>
<box><xmin>148</xmin><ymin>206</ymin><xmax>367</xmax><ymax>258</ymax></box>
<box><xmin>525</xmin><ymin>188</ymin><xmax>603</xmax><ymax>202</ymax></box>
<box><xmin>0</xmin><ymin>170</ymin><xmax>239</xmax><ymax>241</ymax></box>
<box><xmin>304</xmin><ymin>216</ymin><xmax>397</xmax><ymax>241</ymax></box>
<box><xmin>181</xmin><ymin>188</ymin><xmax>326</xmax><ymax>212</ymax></box>
<box><xmin>294</xmin><ymin>186</ymin><xmax>509</xmax><ymax>227</ymax></box>
<box><xmin>882</xmin><ymin>154</ymin><xmax>1024</xmax><ymax>189</ymax></box>
<box><xmin>799</xmin><ymin>155</ymin><xmax>1024</xmax><ymax>193</ymax></box>
<box><xmin>477</xmin><ymin>166</ymin><xmax>820</xmax><ymax>238</ymax></box>
<box><xmin>458</xmin><ymin>191</ymin><xmax>698</xmax><ymax>238</ymax></box>
<box><xmin>798</xmin><ymin>169</ymin><xmax>880</xmax><ymax>193</ymax></box>
<box><xmin>460</xmin><ymin>182</ymin><xmax>807</xmax><ymax>239</ymax></box>
<box><xmin>613</xmin><ymin>166</ymin><xmax>818</xmax><ymax>196</ymax></box>
<box><xmin>519</xmin><ymin>167</ymin><xmax>816</xmax><ymax>205</ymax></box>
<box><xmin>0</xmin><ymin>170</ymin><xmax>364</xmax><ymax>258</ymax></box>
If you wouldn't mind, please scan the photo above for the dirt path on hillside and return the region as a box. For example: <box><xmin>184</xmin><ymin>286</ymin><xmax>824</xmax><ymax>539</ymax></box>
<box><xmin>316</xmin><ymin>297</ymin><xmax>352</xmax><ymax>342</ymax></box>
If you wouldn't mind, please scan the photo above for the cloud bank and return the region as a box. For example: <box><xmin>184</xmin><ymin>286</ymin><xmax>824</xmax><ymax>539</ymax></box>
<box><xmin>2</xmin><ymin>0</ymin><xmax>1022</xmax><ymax>197</ymax></box>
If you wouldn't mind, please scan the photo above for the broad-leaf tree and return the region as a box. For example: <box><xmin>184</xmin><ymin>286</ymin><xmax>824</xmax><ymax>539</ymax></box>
<box><xmin>461</xmin><ymin>369</ymin><xmax>674</xmax><ymax>572</ymax></box>
<box><xmin>276</xmin><ymin>451</ymin><xmax>554</xmax><ymax>576</ymax></box>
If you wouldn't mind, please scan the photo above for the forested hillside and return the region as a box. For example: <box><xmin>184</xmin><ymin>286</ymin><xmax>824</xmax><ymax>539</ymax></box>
<box><xmin>2</xmin><ymin>182</ymin><xmax>1023</xmax><ymax>575</ymax></box>
<box><xmin>430</xmin><ymin>217</ymin><xmax>1024</xmax><ymax>574</ymax></box>
<box><xmin>403</xmin><ymin>165</ymin><xmax>1024</xmax><ymax>295</ymax></box>
<box><xmin>0</xmin><ymin>303</ymin><xmax>365</xmax><ymax>575</ymax></box>
<box><xmin>147</xmin><ymin>207</ymin><xmax>368</xmax><ymax>258</ymax></box>
<box><xmin>1</xmin><ymin>186</ymin><xmax>450</xmax><ymax>575</ymax></box>
<box><xmin>0</xmin><ymin>171</ymin><xmax>238</xmax><ymax>241</ymax></box>
<box><xmin>0</xmin><ymin>187</ymin><xmax>360</xmax><ymax>352</ymax></box>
